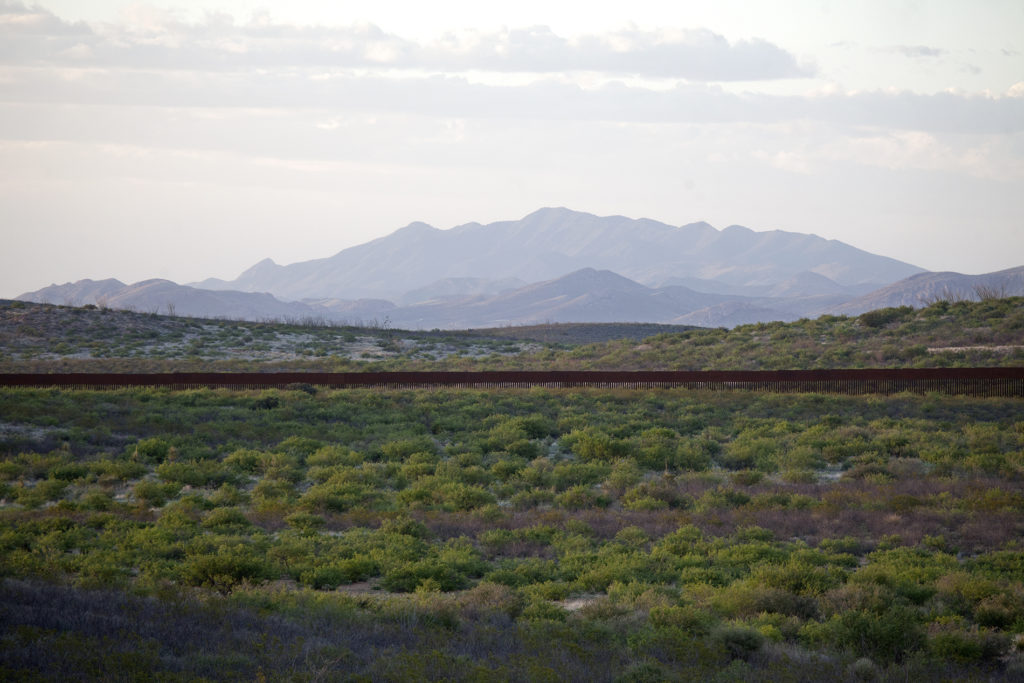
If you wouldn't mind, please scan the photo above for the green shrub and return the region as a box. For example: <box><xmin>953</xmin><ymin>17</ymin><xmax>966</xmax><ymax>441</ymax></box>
<box><xmin>301</xmin><ymin>556</ymin><xmax>379</xmax><ymax>589</ymax></box>
<box><xmin>555</xmin><ymin>485</ymin><xmax>610</xmax><ymax>510</ymax></box>
<box><xmin>31</xmin><ymin>478</ymin><xmax>67</xmax><ymax>502</ymax></box>
<box><xmin>485</xmin><ymin>558</ymin><xmax>561</xmax><ymax>587</ymax></box>
<box><xmin>713</xmin><ymin>581</ymin><xmax>819</xmax><ymax>620</ymax></box>
<box><xmin>156</xmin><ymin>460</ymin><xmax>238</xmax><ymax>488</ymax></box>
<box><xmin>273</xmin><ymin>435</ymin><xmax>323</xmax><ymax>458</ymax></box>
<box><xmin>79</xmin><ymin>490</ymin><xmax>115</xmax><ymax>511</ymax></box>
<box><xmin>613</xmin><ymin>662</ymin><xmax>666</xmax><ymax>683</ymax></box>
<box><xmin>201</xmin><ymin>507</ymin><xmax>251</xmax><ymax>530</ymax></box>
<box><xmin>928</xmin><ymin>626</ymin><xmax>1009</xmax><ymax>662</ymax></box>
<box><xmin>300</xmin><ymin>481</ymin><xmax>381</xmax><ymax>513</ymax></box>
<box><xmin>622</xmin><ymin>494</ymin><xmax>668</xmax><ymax>511</ymax></box>
<box><xmin>251</xmin><ymin>477</ymin><xmax>296</xmax><ymax>505</ymax></box>
<box><xmin>132</xmin><ymin>481</ymin><xmax>182</xmax><ymax>507</ymax></box>
<box><xmin>649</xmin><ymin>605</ymin><xmax>716</xmax><ymax>636</ymax></box>
<box><xmin>50</xmin><ymin>462</ymin><xmax>90</xmax><ymax>481</ymax></box>
<box><xmin>397</xmin><ymin>478</ymin><xmax>495</xmax><ymax>511</ymax></box>
<box><xmin>519</xmin><ymin>600</ymin><xmax>568</xmax><ymax>622</ymax></box>
<box><xmin>380</xmin><ymin>437</ymin><xmax>437</xmax><ymax>462</ymax></box>
<box><xmin>563</xmin><ymin>428</ymin><xmax>630</xmax><ymax>462</ymax></box>
<box><xmin>720</xmin><ymin>437</ymin><xmax>780</xmax><ymax>472</ymax></box>
<box><xmin>974</xmin><ymin>593</ymin><xmax>1024</xmax><ymax>628</ymax></box>
<box><xmin>457</xmin><ymin>582</ymin><xmax>524</xmax><ymax>619</ymax></box>
<box><xmin>0</xmin><ymin>461</ymin><xmax>25</xmax><ymax>480</ymax></box>
<box><xmin>379</xmin><ymin>516</ymin><xmax>430</xmax><ymax>539</ymax></box>
<box><xmin>380</xmin><ymin>560</ymin><xmax>469</xmax><ymax>592</ymax></box>
<box><xmin>730</xmin><ymin>470</ymin><xmax>764</xmax><ymax>486</ymax></box>
<box><xmin>674</xmin><ymin>440</ymin><xmax>713</xmax><ymax>471</ymax></box>
<box><xmin>208</xmin><ymin>484</ymin><xmax>247</xmax><ymax>506</ymax></box>
<box><xmin>622</xmin><ymin>480</ymin><xmax>691</xmax><ymax>510</ymax></box>
<box><xmin>133</xmin><ymin>438</ymin><xmax>171</xmax><ymax>463</ymax></box>
<box><xmin>712</xmin><ymin>624</ymin><xmax>764</xmax><ymax>659</ymax></box>
<box><xmin>753</xmin><ymin>561</ymin><xmax>845</xmax><ymax>596</ymax></box>
<box><xmin>306</xmin><ymin>444</ymin><xmax>361</xmax><ymax>468</ymax></box>
<box><xmin>822</xmin><ymin>606</ymin><xmax>925</xmax><ymax>662</ymax></box>
<box><xmin>283</xmin><ymin>511</ymin><xmax>325</xmax><ymax>533</ymax></box>
<box><xmin>180</xmin><ymin>548</ymin><xmax>272</xmax><ymax>593</ymax></box>
<box><xmin>223</xmin><ymin>448</ymin><xmax>264</xmax><ymax>473</ymax></box>
<box><xmin>859</xmin><ymin>307</ymin><xmax>913</xmax><ymax>329</ymax></box>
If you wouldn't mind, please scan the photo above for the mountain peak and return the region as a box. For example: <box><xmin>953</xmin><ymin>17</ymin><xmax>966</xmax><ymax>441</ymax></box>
<box><xmin>722</xmin><ymin>224</ymin><xmax>755</xmax><ymax>235</ymax></box>
<box><xmin>543</xmin><ymin>268</ymin><xmax>651</xmax><ymax>293</ymax></box>
<box><xmin>239</xmin><ymin>257</ymin><xmax>278</xmax><ymax>276</ymax></box>
<box><xmin>558</xmin><ymin>267</ymin><xmax>632</xmax><ymax>282</ymax></box>
<box><xmin>523</xmin><ymin>207</ymin><xmax>576</xmax><ymax>219</ymax></box>
<box><xmin>519</xmin><ymin>207</ymin><xmax>602</xmax><ymax>226</ymax></box>
<box><xmin>395</xmin><ymin>221</ymin><xmax>438</xmax><ymax>235</ymax></box>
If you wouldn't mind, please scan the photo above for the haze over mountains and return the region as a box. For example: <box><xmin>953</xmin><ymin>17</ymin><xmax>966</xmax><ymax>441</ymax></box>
<box><xmin>19</xmin><ymin>208</ymin><xmax>1024</xmax><ymax>328</ymax></box>
<box><xmin>195</xmin><ymin>207</ymin><xmax>920</xmax><ymax>300</ymax></box>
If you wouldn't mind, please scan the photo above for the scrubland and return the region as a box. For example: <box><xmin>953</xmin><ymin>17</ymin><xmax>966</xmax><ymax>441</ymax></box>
<box><xmin>1</xmin><ymin>297</ymin><xmax>1022</xmax><ymax>680</ymax></box>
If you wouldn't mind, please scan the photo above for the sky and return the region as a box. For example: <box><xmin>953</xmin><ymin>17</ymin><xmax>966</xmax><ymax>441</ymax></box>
<box><xmin>1</xmin><ymin>0</ymin><xmax>1023</xmax><ymax>297</ymax></box>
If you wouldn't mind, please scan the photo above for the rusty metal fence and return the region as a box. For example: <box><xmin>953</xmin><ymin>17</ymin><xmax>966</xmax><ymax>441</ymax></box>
<box><xmin>1</xmin><ymin>368</ymin><xmax>1022</xmax><ymax>395</ymax></box>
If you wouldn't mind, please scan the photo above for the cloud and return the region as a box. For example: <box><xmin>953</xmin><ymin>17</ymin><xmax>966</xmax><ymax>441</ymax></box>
<box><xmin>427</xmin><ymin>26</ymin><xmax>812</xmax><ymax>80</ymax></box>
<box><xmin>0</xmin><ymin>1</ymin><xmax>90</xmax><ymax>36</ymax></box>
<box><xmin>1</xmin><ymin>64</ymin><xmax>1021</xmax><ymax>136</ymax></box>
<box><xmin>818</xmin><ymin>129</ymin><xmax>1024</xmax><ymax>180</ymax></box>
<box><xmin>4</xmin><ymin>5</ymin><xmax>1021</xmax><ymax>139</ymax></box>
<box><xmin>888</xmin><ymin>45</ymin><xmax>945</xmax><ymax>59</ymax></box>
<box><xmin>0</xmin><ymin>5</ymin><xmax>810</xmax><ymax>81</ymax></box>
<box><xmin>0</xmin><ymin>3</ymin><xmax>1021</xmax><ymax>185</ymax></box>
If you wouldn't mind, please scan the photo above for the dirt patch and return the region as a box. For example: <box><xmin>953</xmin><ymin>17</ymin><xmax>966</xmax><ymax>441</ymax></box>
<box><xmin>333</xmin><ymin>581</ymin><xmax>382</xmax><ymax>595</ymax></box>
<box><xmin>467</xmin><ymin>322</ymin><xmax>697</xmax><ymax>344</ymax></box>
<box><xmin>560</xmin><ymin>594</ymin><xmax>603</xmax><ymax>611</ymax></box>
<box><xmin>927</xmin><ymin>345</ymin><xmax>1022</xmax><ymax>354</ymax></box>
<box><xmin>0</xmin><ymin>421</ymin><xmax>56</xmax><ymax>441</ymax></box>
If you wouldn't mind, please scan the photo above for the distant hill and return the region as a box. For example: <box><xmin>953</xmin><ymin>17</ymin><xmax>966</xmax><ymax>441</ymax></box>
<box><xmin>309</xmin><ymin>269</ymin><xmax>740</xmax><ymax>328</ymax></box>
<box><xmin>13</xmin><ymin>268</ymin><xmax>855</xmax><ymax>329</ymax></box>
<box><xmin>19</xmin><ymin>278</ymin><xmax>129</xmax><ymax>306</ymax></box>
<box><xmin>18</xmin><ymin>279</ymin><xmax>321</xmax><ymax>321</ymax></box>
<box><xmin>197</xmin><ymin>208</ymin><xmax>923</xmax><ymax>301</ymax></box>
<box><xmin>672</xmin><ymin>301</ymin><xmax>803</xmax><ymax>328</ymax></box>
<box><xmin>388</xmin><ymin>268</ymin><xmax>678</xmax><ymax>327</ymax></box>
<box><xmin>829</xmin><ymin>266</ymin><xmax>1024</xmax><ymax>315</ymax></box>
<box><xmin>397</xmin><ymin>277</ymin><xmax>528</xmax><ymax>306</ymax></box>
<box><xmin>23</xmin><ymin>264</ymin><xmax>1024</xmax><ymax>331</ymax></box>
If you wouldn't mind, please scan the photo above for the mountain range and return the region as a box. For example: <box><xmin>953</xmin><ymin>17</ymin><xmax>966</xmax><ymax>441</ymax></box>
<box><xmin>18</xmin><ymin>208</ymin><xmax>1023</xmax><ymax>328</ymax></box>
<box><xmin>194</xmin><ymin>207</ymin><xmax>920</xmax><ymax>300</ymax></box>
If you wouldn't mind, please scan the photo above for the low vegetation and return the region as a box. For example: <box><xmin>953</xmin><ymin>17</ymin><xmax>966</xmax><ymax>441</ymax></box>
<box><xmin>1</xmin><ymin>385</ymin><xmax>1023</xmax><ymax>680</ymax></box>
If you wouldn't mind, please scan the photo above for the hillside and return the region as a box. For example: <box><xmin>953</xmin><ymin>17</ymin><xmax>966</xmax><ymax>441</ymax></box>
<box><xmin>548</xmin><ymin>297</ymin><xmax>1024</xmax><ymax>371</ymax></box>
<box><xmin>1</xmin><ymin>296</ymin><xmax>1021</xmax><ymax>373</ymax></box>
<box><xmin>829</xmin><ymin>266</ymin><xmax>1024</xmax><ymax>315</ymax></box>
